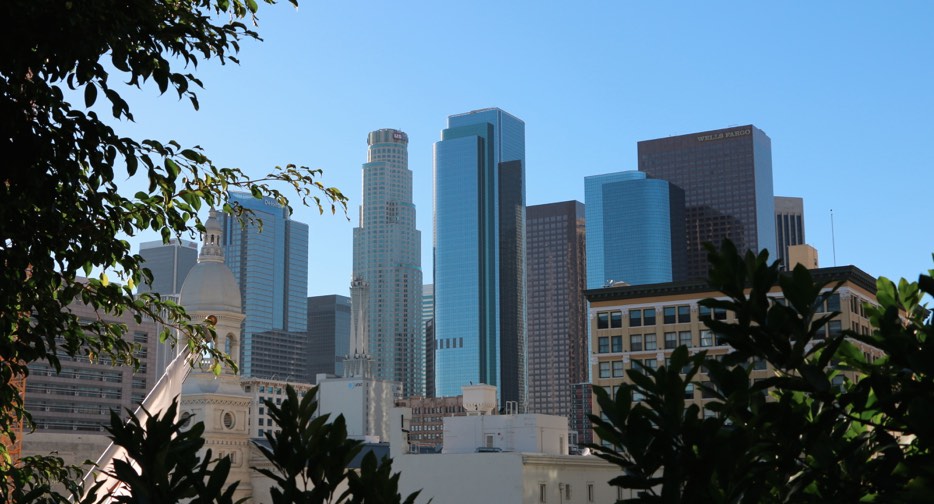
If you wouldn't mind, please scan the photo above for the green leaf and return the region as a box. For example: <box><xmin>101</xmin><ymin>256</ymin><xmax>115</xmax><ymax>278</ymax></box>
<box><xmin>84</xmin><ymin>82</ymin><xmax>97</xmax><ymax>107</ymax></box>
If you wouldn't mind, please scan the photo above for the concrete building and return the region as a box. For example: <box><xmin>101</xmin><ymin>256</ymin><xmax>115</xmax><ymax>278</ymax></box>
<box><xmin>433</xmin><ymin>108</ymin><xmax>528</xmax><ymax>410</ymax></box>
<box><xmin>789</xmin><ymin>243</ymin><xmax>820</xmax><ymax>270</ymax></box>
<box><xmin>584</xmin><ymin>265</ymin><xmax>885</xmax><ymax>428</ymax></box>
<box><xmin>316</xmin><ymin>373</ymin><xmax>401</xmax><ymax>442</ymax></box>
<box><xmin>352</xmin><ymin>128</ymin><xmax>424</xmax><ymax>398</ymax></box>
<box><xmin>389</xmin><ymin>386</ymin><xmax>624</xmax><ymax>503</ymax></box>
<box><xmin>241</xmin><ymin>378</ymin><xmax>315</xmax><ymax>439</ymax></box>
<box><xmin>394</xmin><ymin>395</ymin><xmax>466</xmax><ymax>452</ymax></box>
<box><xmin>774</xmin><ymin>196</ymin><xmax>806</xmax><ymax>270</ymax></box>
<box><xmin>638</xmin><ymin>125</ymin><xmax>776</xmax><ymax>280</ymax></box>
<box><xmin>22</xmin><ymin>298</ymin><xmax>159</xmax><ymax>468</ymax></box>
<box><xmin>584</xmin><ymin>171</ymin><xmax>686</xmax><ymax>288</ymax></box>
<box><xmin>307</xmin><ymin>294</ymin><xmax>351</xmax><ymax>381</ymax></box>
<box><xmin>223</xmin><ymin>191</ymin><xmax>309</xmax><ymax>379</ymax></box>
<box><xmin>525</xmin><ymin>201</ymin><xmax>589</xmax><ymax>446</ymax></box>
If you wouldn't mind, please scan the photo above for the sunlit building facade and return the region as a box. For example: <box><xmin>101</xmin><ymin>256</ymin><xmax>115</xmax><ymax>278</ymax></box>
<box><xmin>433</xmin><ymin>108</ymin><xmax>527</xmax><ymax>410</ymax></box>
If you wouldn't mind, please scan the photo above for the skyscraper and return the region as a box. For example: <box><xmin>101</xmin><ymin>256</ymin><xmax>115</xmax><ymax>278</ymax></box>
<box><xmin>433</xmin><ymin>108</ymin><xmax>527</xmax><ymax>410</ymax></box>
<box><xmin>584</xmin><ymin>171</ymin><xmax>686</xmax><ymax>288</ymax></box>
<box><xmin>774</xmin><ymin>196</ymin><xmax>805</xmax><ymax>271</ymax></box>
<box><xmin>223</xmin><ymin>191</ymin><xmax>309</xmax><ymax>378</ymax></box>
<box><xmin>525</xmin><ymin>201</ymin><xmax>588</xmax><ymax>433</ymax></box>
<box><xmin>352</xmin><ymin>129</ymin><xmax>423</xmax><ymax>397</ymax></box>
<box><xmin>422</xmin><ymin>284</ymin><xmax>435</xmax><ymax>398</ymax></box>
<box><xmin>137</xmin><ymin>238</ymin><xmax>199</xmax><ymax>296</ymax></box>
<box><xmin>307</xmin><ymin>294</ymin><xmax>351</xmax><ymax>381</ymax></box>
<box><xmin>638</xmin><ymin>125</ymin><xmax>776</xmax><ymax>280</ymax></box>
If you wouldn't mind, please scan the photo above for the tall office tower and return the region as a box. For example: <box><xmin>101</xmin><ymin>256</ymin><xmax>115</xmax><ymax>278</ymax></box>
<box><xmin>223</xmin><ymin>191</ymin><xmax>309</xmax><ymax>378</ymax></box>
<box><xmin>307</xmin><ymin>294</ymin><xmax>352</xmax><ymax>381</ymax></box>
<box><xmin>584</xmin><ymin>171</ymin><xmax>686</xmax><ymax>289</ymax></box>
<box><xmin>433</xmin><ymin>108</ymin><xmax>527</xmax><ymax>410</ymax></box>
<box><xmin>422</xmin><ymin>284</ymin><xmax>435</xmax><ymax>397</ymax></box>
<box><xmin>525</xmin><ymin>201</ymin><xmax>588</xmax><ymax>430</ymax></box>
<box><xmin>774</xmin><ymin>196</ymin><xmax>805</xmax><ymax>271</ymax></box>
<box><xmin>137</xmin><ymin>239</ymin><xmax>199</xmax><ymax>296</ymax></box>
<box><xmin>638</xmin><ymin>125</ymin><xmax>776</xmax><ymax>280</ymax></box>
<box><xmin>352</xmin><ymin>129</ymin><xmax>423</xmax><ymax>397</ymax></box>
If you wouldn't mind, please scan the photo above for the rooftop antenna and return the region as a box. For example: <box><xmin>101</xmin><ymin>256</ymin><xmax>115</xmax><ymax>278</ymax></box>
<box><xmin>830</xmin><ymin>209</ymin><xmax>837</xmax><ymax>266</ymax></box>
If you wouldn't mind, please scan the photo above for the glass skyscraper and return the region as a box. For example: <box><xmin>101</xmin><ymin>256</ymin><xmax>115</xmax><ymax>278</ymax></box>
<box><xmin>352</xmin><ymin>129</ymin><xmax>423</xmax><ymax>397</ymax></box>
<box><xmin>584</xmin><ymin>171</ymin><xmax>686</xmax><ymax>289</ymax></box>
<box><xmin>638</xmin><ymin>125</ymin><xmax>776</xmax><ymax>280</ymax></box>
<box><xmin>223</xmin><ymin>191</ymin><xmax>309</xmax><ymax>378</ymax></box>
<box><xmin>307</xmin><ymin>294</ymin><xmax>351</xmax><ymax>381</ymax></box>
<box><xmin>433</xmin><ymin>108</ymin><xmax>527</xmax><ymax>410</ymax></box>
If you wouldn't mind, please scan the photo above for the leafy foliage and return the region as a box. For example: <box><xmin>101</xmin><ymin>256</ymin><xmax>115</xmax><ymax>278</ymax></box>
<box><xmin>254</xmin><ymin>385</ymin><xmax>421</xmax><ymax>504</ymax></box>
<box><xmin>0</xmin><ymin>0</ymin><xmax>346</xmax><ymax>490</ymax></box>
<box><xmin>588</xmin><ymin>240</ymin><xmax>934</xmax><ymax>502</ymax></box>
<box><xmin>91</xmin><ymin>399</ymin><xmax>241</xmax><ymax>504</ymax></box>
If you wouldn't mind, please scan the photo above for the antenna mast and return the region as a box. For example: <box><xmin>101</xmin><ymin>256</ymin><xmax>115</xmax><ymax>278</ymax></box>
<box><xmin>830</xmin><ymin>209</ymin><xmax>837</xmax><ymax>266</ymax></box>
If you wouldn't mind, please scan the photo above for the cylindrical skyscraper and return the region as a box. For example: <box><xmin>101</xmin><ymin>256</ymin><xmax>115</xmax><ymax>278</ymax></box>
<box><xmin>352</xmin><ymin>129</ymin><xmax>423</xmax><ymax>397</ymax></box>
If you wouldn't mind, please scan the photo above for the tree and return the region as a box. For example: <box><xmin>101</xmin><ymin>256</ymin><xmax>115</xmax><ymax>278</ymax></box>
<box><xmin>254</xmin><ymin>385</ymin><xmax>421</xmax><ymax>504</ymax></box>
<box><xmin>588</xmin><ymin>241</ymin><xmax>934</xmax><ymax>502</ymax></box>
<box><xmin>0</xmin><ymin>0</ymin><xmax>346</xmax><ymax>495</ymax></box>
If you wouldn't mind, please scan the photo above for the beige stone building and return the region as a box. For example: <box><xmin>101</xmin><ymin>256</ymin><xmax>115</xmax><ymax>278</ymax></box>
<box><xmin>584</xmin><ymin>265</ymin><xmax>884</xmax><ymax>424</ymax></box>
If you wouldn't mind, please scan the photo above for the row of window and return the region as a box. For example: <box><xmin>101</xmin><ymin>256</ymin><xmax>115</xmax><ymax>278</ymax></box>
<box><xmin>596</xmin><ymin>305</ymin><xmax>728</xmax><ymax>329</ymax></box>
<box><xmin>597</xmin><ymin>330</ymin><xmax>725</xmax><ymax>354</ymax></box>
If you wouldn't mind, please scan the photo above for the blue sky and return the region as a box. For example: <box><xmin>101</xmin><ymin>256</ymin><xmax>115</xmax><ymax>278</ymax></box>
<box><xmin>119</xmin><ymin>1</ymin><xmax>933</xmax><ymax>296</ymax></box>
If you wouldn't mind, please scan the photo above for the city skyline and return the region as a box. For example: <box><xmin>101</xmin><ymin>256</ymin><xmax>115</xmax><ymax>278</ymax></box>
<box><xmin>115</xmin><ymin>3</ymin><xmax>932</xmax><ymax>298</ymax></box>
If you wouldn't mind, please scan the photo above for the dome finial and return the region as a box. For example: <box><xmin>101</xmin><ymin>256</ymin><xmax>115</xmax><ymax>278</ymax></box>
<box><xmin>199</xmin><ymin>208</ymin><xmax>224</xmax><ymax>262</ymax></box>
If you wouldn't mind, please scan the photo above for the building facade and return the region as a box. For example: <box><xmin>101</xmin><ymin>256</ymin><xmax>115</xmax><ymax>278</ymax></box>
<box><xmin>352</xmin><ymin>128</ymin><xmax>424</xmax><ymax>397</ymax></box>
<box><xmin>223</xmin><ymin>191</ymin><xmax>309</xmax><ymax>378</ymax></box>
<box><xmin>394</xmin><ymin>395</ymin><xmax>466</xmax><ymax>452</ymax></box>
<box><xmin>638</xmin><ymin>125</ymin><xmax>776</xmax><ymax>280</ymax></box>
<box><xmin>433</xmin><ymin>108</ymin><xmax>527</xmax><ymax>410</ymax></box>
<box><xmin>422</xmin><ymin>284</ymin><xmax>435</xmax><ymax>397</ymax></box>
<box><xmin>584</xmin><ymin>265</ymin><xmax>884</xmax><ymax>429</ymax></box>
<box><xmin>307</xmin><ymin>294</ymin><xmax>351</xmax><ymax>381</ymax></box>
<box><xmin>774</xmin><ymin>196</ymin><xmax>805</xmax><ymax>271</ymax></box>
<box><xmin>137</xmin><ymin>238</ymin><xmax>199</xmax><ymax>296</ymax></box>
<box><xmin>584</xmin><ymin>171</ymin><xmax>686</xmax><ymax>288</ymax></box>
<box><xmin>525</xmin><ymin>201</ymin><xmax>589</xmax><ymax>439</ymax></box>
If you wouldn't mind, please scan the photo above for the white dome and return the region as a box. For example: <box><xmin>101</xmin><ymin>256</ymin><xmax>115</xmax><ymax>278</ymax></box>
<box><xmin>178</xmin><ymin>261</ymin><xmax>242</xmax><ymax>314</ymax></box>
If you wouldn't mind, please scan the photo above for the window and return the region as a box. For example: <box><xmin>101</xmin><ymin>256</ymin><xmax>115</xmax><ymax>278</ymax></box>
<box><xmin>752</xmin><ymin>357</ymin><xmax>767</xmax><ymax>370</ymax></box>
<box><xmin>714</xmin><ymin>307</ymin><xmax>728</xmax><ymax>321</ymax></box>
<box><xmin>610</xmin><ymin>311</ymin><xmax>623</xmax><ymax>328</ymax></box>
<box><xmin>699</xmin><ymin>305</ymin><xmax>711</xmax><ymax>320</ymax></box>
<box><xmin>644</xmin><ymin>308</ymin><xmax>656</xmax><ymax>326</ymax></box>
<box><xmin>645</xmin><ymin>334</ymin><xmax>657</xmax><ymax>351</ymax></box>
<box><xmin>828</xmin><ymin>320</ymin><xmax>842</xmax><ymax>338</ymax></box>
<box><xmin>678</xmin><ymin>305</ymin><xmax>691</xmax><ymax>323</ymax></box>
<box><xmin>599</xmin><ymin>362</ymin><xmax>611</xmax><ymax>378</ymax></box>
<box><xmin>540</xmin><ymin>483</ymin><xmax>547</xmax><ymax>503</ymax></box>
<box><xmin>826</xmin><ymin>293</ymin><xmax>841</xmax><ymax>313</ymax></box>
<box><xmin>598</xmin><ymin>337</ymin><xmax>609</xmax><ymax>354</ymax></box>
<box><xmin>630</xmin><ymin>334</ymin><xmax>643</xmax><ymax>352</ymax></box>
<box><xmin>679</xmin><ymin>331</ymin><xmax>693</xmax><ymax>347</ymax></box>
<box><xmin>597</xmin><ymin>312</ymin><xmax>609</xmax><ymax>329</ymax></box>
<box><xmin>612</xmin><ymin>360</ymin><xmax>625</xmax><ymax>377</ymax></box>
<box><xmin>565</xmin><ymin>484</ymin><xmax>571</xmax><ymax>500</ymax></box>
<box><xmin>629</xmin><ymin>310</ymin><xmax>642</xmax><ymax>327</ymax></box>
<box><xmin>611</xmin><ymin>336</ymin><xmax>623</xmax><ymax>353</ymax></box>
<box><xmin>701</xmin><ymin>381</ymin><xmax>717</xmax><ymax>399</ymax></box>
<box><xmin>665</xmin><ymin>332</ymin><xmax>677</xmax><ymax>349</ymax></box>
<box><xmin>588</xmin><ymin>483</ymin><xmax>595</xmax><ymax>502</ymax></box>
<box><xmin>684</xmin><ymin>382</ymin><xmax>695</xmax><ymax>399</ymax></box>
<box><xmin>663</xmin><ymin>306</ymin><xmax>676</xmax><ymax>324</ymax></box>
<box><xmin>644</xmin><ymin>358</ymin><xmax>657</xmax><ymax>370</ymax></box>
<box><xmin>700</xmin><ymin>330</ymin><xmax>714</xmax><ymax>347</ymax></box>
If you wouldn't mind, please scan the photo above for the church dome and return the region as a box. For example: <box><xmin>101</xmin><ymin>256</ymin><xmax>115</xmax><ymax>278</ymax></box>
<box><xmin>179</xmin><ymin>261</ymin><xmax>242</xmax><ymax>314</ymax></box>
<box><xmin>178</xmin><ymin>208</ymin><xmax>242</xmax><ymax>315</ymax></box>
